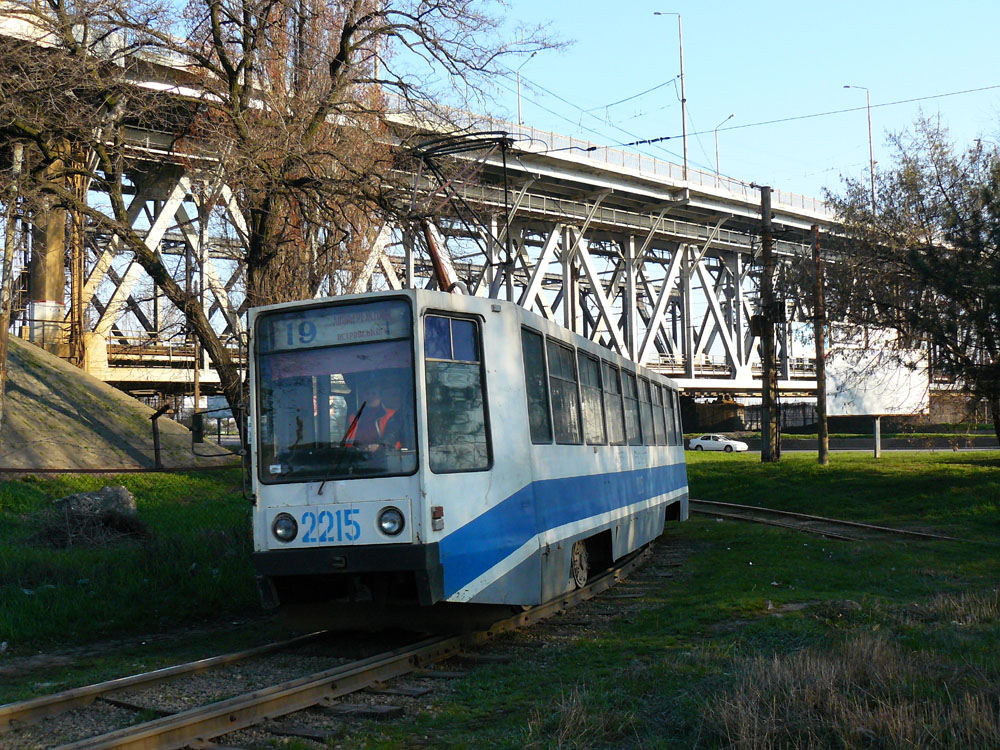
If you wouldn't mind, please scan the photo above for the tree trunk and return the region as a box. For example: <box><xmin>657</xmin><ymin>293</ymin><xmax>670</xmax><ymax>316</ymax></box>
<box><xmin>126</xmin><ymin>237</ymin><xmax>247</xmax><ymax>449</ymax></box>
<box><xmin>246</xmin><ymin>195</ymin><xmax>314</xmax><ymax>306</ymax></box>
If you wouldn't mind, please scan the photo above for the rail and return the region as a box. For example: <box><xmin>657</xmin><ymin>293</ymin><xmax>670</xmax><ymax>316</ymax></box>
<box><xmin>5</xmin><ymin>549</ymin><xmax>650</xmax><ymax>749</ymax></box>
<box><xmin>690</xmin><ymin>499</ymin><xmax>986</xmax><ymax>544</ymax></box>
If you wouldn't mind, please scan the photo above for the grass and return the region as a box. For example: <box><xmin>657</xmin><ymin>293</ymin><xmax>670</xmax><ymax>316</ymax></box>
<box><xmin>336</xmin><ymin>451</ymin><xmax>1000</xmax><ymax>749</ymax></box>
<box><xmin>1</xmin><ymin>454</ymin><xmax>997</xmax><ymax>747</ymax></box>
<box><xmin>686</xmin><ymin>429</ymin><xmax>996</xmax><ymax>441</ymax></box>
<box><xmin>0</xmin><ymin>468</ymin><xmax>257</xmax><ymax>654</ymax></box>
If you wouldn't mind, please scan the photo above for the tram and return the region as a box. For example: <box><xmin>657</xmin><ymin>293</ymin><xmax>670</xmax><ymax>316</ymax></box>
<box><xmin>248</xmin><ymin>289</ymin><xmax>688</xmax><ymax>612</ymax></box>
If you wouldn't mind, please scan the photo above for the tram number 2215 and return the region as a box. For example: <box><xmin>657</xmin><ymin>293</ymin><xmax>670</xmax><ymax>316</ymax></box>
<box><xmin>301</xmin><ymin>508</ymin><xmax>361</xmax><ymax>544</ymax></box>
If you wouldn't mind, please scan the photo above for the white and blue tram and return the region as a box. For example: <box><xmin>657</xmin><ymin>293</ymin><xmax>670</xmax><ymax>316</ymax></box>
<box><xmin>249</xmin><ymin>289</ymin><xmax>688</xmax><ymax>611</ymax></box>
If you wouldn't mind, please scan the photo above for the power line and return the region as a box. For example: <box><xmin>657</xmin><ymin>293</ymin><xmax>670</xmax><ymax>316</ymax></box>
<box><xmin>585</xmin><ymin>78</ymin><xmax>678</xmax><ymax>111</ymax></box>
<box><xmin>679</xmin><ymin>83</ymin><xmax>1000</xmax><ymax>140</ymax></box>
<box><xmin>501</xmin><ymin>66</ymin><xmax>718</xmax><ymax>171</ymax></box>
<box><xmin>502</xmin><ymin>65</ymin><xmax>1000</xmax><ymax>170</ymax></box>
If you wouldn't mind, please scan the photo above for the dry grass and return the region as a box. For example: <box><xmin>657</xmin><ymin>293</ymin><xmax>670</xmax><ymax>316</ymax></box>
<box><xmin>906</xmin><ymin>590</ymin><xmax>1000</xmax><ymax>626</ymax></box>
<box><xmin>33</xmin><ymin>507</ymin><xmax>150</xmax><ymax>548</ymax></box>
<box><xmin>706</xmin><ymin>634</ymin><xmax>1000</xmax><ymax>749</ymax></box>
<box><xmin>524</xmin><ymin>684</ymin><xmax>637</xmax><ymax>749</ymax></box>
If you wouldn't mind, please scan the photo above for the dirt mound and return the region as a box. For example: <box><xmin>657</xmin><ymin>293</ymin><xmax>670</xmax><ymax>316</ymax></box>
<box><xmin>0</xmin><ymin>337</ymin><xmax>234</xmax><ymax>470</ymax></box>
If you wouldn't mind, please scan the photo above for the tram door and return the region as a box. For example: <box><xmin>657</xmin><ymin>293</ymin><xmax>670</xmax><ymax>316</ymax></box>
<box><xmin>424</xmin><ymin>312</ymin><xmax>540</xmax><ymax>604</ymax></box>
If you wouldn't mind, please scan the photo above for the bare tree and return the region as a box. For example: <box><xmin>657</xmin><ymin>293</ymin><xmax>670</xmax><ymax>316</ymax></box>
<box><xmin>0</xmin><ymin>0</ymin><xmax>551</xmax><ymax>441</ymax></box>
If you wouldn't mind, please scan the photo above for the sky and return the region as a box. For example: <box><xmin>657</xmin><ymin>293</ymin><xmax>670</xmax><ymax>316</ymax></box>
<box><xmin>486</xmin><ymin>0</ymin><xmax>1000</xmax><ymax>201</ymax></box>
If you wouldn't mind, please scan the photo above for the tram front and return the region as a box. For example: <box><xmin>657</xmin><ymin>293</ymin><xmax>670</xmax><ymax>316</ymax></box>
<box><xmin>249</xmin><ymin>294</ymin><xmax>442</xmax><ymax>608</ymax></box>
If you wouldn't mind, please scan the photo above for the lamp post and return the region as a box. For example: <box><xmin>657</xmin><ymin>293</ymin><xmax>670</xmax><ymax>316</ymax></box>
<box><xmin>714</xmin><ymin>113</ymin><xmax>734</xmax><ymax>179</ymax></box>
<box><xmin>844</xmin><ymin>84</ymin><xmax>876</xmax><ymax>209</ymax></box>
<box><xmin>516</xmin><ymin>52</ymin><xmax>537</xmax><ymax>127</ymax></box>
<box><xmin>654</xmin><ymin>12</ymin><xmax>687</xmax><ymax>181</ymax></box>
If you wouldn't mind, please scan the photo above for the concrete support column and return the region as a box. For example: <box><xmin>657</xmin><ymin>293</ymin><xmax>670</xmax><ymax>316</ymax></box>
<box><xmin>485</xmin><ymin>214</ymin><xmax>497</xmax><ymax>297</ymax></box>
<box><xmin>681</xmin><ymin>245</ymin><xmax>695</xmax><ymax>379</ymax></box>
<box><xmin>625</xmin><ymin>234</ymin><xmax>637</xmax><ymax>359</ymax></box>
<box><xmin>561</xmin><ymin>226</ymin><xmax>574</xmax><ymax>332</ymax></box>
<box><xmin>733</xmin><ymin>251</ymin><xmax>746</xmax><ymax>367</ymax></box>
<box><xmin>28</xmin><ymin>197</ymin><xmax>67</xmax><ymax>354</ymax></box>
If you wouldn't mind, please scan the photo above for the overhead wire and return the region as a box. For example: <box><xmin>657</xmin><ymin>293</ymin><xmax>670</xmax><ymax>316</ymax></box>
<box><xmin>498</xmin><ymin>64</ymin><xmax>719</xmax><ymax>172</ymax></box>
<box><xmin>585</xmin><ymin>77</ymin><xmax>678</xmax><ymax>112</ymax></box>
<box><xmin>678</xmin><ymin>83</ymin><xmax>1000</xmax><ymax>140</ymax></box>
<box><xmin>496</xmin><ymin>68</ymin><xmax>1000</xmax><ymax>191</ymax></box>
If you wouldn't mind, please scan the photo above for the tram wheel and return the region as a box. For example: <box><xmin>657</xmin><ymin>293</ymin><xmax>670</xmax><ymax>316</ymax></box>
<box><xmin>570</xmin><ymin>540</ymin><xmax>589</xmax><ymax>589</ymax></box>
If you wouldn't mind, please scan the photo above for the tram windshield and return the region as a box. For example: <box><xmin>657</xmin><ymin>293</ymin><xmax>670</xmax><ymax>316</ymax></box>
<box><xmin>255</xmin><ymin>299</ymin><xmax>417</xmax><ymax>483</ymax></box>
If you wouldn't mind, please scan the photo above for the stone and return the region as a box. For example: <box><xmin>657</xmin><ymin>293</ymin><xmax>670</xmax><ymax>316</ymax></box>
<box><xmin>54</xmin><ymin>486</ymin><xmax>137</xmax><ymax>517</ymax></box>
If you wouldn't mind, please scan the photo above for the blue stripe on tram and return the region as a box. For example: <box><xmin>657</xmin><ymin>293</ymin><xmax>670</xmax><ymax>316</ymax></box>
<box><xmin>438</xmin><ymin>463</ymin><xmax>688</xmax><ymax>598</ymax></box>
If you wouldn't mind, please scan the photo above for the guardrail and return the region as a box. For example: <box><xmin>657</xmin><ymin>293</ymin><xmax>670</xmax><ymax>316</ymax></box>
<box><xmin>473</xmin><ymin>117</ymin><xmax>834</xmax><ymax>218</ymax></box>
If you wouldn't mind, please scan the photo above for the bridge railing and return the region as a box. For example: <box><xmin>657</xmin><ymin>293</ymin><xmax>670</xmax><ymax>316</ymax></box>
<box><xmin>477</xmin><ymin>118</ymin><xmax>834</xmax><ymax>218</ymax></box>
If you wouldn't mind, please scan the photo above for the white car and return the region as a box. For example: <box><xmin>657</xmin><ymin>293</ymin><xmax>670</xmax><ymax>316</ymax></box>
<box><xmin>688</xmin><ymin>434</ymin><xmax>749</xmax><ymax>453</ymax></box>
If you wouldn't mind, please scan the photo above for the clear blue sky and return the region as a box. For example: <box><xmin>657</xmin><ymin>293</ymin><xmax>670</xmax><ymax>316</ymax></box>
<box><xmin>489</xmin><ymin>0</ymin><xmax>1000</xmax><ymax>200</ymax></box>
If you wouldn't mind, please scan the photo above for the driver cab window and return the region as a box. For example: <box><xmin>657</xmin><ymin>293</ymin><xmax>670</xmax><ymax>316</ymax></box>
<box><xmin>424</xmin><ymin>315</ymin><xmax>491</xmax><ymax>473</ymax></box>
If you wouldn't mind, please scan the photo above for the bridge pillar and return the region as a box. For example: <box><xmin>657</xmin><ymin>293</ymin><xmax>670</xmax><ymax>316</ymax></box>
<box><xmin>28</xmin><ymin>197</ymin><xmax>67</xmax><ymax>355</ymax></box>
<box><xmin>625</xmin><ymin>234</ymin><xmax>638</xmax><ymax>359</ymax></box>
<box><xmin>681</xmin><ymin>245</ymin><xmax>695</xmax><ymax>379</ymax></box>
<box><xmin>83</xmin><ymin>331</ymin><xmax>110</xmax><ymax>378</ymax></box>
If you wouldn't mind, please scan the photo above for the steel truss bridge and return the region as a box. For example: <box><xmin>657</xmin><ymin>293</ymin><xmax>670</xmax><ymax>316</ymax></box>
<box><xmin>3</xmin><ymin>42</ymin><xmax>835</xmax><ymax>401</ymax></box>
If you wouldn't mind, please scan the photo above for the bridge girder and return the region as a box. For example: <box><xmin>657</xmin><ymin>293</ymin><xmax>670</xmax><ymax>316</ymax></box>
<box><xmin>9</xmin><ymin>134</ymin><xmax>825</xmax><ymax>396</ymax></box>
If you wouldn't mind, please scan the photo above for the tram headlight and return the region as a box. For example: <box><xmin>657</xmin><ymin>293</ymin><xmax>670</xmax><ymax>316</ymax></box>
<box><xmin>378</xmin><ymin>507</ymin><xmax>405</xmax><ymax>536</ymax></box>
<box><xmin>272</xmin><ymin>513</ymin><xmax>298</xmax><ymax>543</ymax></box>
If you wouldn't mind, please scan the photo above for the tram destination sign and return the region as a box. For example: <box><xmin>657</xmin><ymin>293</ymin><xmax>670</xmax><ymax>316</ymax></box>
<box><xmin>258</xmin><ymin>299</ymin><xmax>411</xmax><ymax>353</ymax></box>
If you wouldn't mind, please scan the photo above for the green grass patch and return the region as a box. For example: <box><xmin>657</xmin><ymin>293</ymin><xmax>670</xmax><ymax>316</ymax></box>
<box><xmin>343</xmin><ymin>451</ymin><xmax>1000</xmax><ymax>749</ymax></box>
<box><xmin>0</xmin><ymin>469</ymin><xmax>257</xmax><ymax>653</ymax></box>
<box><xmin>686</xmin><ymin>450</ymin><xmax>1000</xmax><ymax>540</ymax></box>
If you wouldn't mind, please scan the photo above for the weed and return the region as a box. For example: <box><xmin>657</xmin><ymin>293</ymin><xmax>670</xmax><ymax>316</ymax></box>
<box><xmin>705</xmin><ymin>633</ymin><xmax>1000</xmax><ymax>748</ymax></box>
<box><xmin>906</xmin><ymin>589</ymin><xmax>1000</xmax><ymax>626</ymax></box>
<box><xmin>524</xmin><ymin>684</ymin><xmax>637</xmax><ymax>749</ymax></box>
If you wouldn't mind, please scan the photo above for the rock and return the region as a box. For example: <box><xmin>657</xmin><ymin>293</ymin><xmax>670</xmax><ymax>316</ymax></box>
<box><xmin>54</xmin><ymin>486</ymin><xmax>137</xmax><ymax>517</ymax></box>
<box><xmin>41</xmin><ymin>485</ymin><xmax>148</xmax><ymax>547</ymax></box>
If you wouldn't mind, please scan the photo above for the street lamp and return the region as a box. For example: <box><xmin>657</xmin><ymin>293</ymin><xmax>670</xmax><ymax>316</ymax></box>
<box><xmin>516</xmin><ymin>52</ymin><xmax>537</xmax><ymax>127</ymax></box>
<box><xmin>653</xmin><ymin>12</ymin><xmax>687</xmax><ymax>181</ymax></box>
<box><xmin>844</xmin><ymin>84</ymin><xmax>876</xmax><ymax>209</ymax></box>
<box><xmin>714</xmin><ymin>113</ymin><xmax>734</xmax><ymax>178</ymax></box>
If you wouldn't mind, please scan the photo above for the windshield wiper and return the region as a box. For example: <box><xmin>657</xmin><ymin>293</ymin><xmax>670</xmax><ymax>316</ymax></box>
<box><xmin>339</xmin><ymin>401</ymin><xmax>366</xmax><ymax>447</ymax></box>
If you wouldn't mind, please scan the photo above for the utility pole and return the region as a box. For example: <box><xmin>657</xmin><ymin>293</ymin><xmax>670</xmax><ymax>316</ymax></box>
<box><xmin>677</xmin><ymin>13</ymin><xmax>687</xmax><ymax>181</ymax></box>
<box><xmin>812</xmin><ymin>225</ymin><xmax>829</xmax><ymax>465</ymax></box>
<box><xmin>0</xmin><ymin>143</ymin><xmax>24</xmax><ymax>430</ymax></box>
<box><xmin>759</xmin><ymin>186</ymin><xmax>780</xmax><ymax>462</ymax></box>
<box><xmin>653</xmin><ymin>12</ymin><xmax>687</xmax><ymax>180</ymax></box>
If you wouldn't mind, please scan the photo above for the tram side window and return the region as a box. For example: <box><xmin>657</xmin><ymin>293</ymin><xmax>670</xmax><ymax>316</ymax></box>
<box><xmin>651</xmin><ymin>383</ymin><xmax>667</xmax><ymax>445</ymax></box>
<box><xmin>662</xmin><ymin>386</ymin><xmax>677</xmax><ymax>445</ymax></box>
<box><xmin>521</xmin><ymin>328</ymin><xmax>553</xmax><ymax>444</ymax></box>
<box><xmin>638</xmin><ymin>377</ymin><xmax>656</xmax><ymax>445</ymax></box>
<box><xmin>425</xmin><ymin>315</ymin><xmax>490</xmax><ymax>472</ymax></box>
<box><xmin>602</xmin><ymin>362</ymin><xmax>626</xmax><ymax>445</ymax></box>
<box><xmin>577</xmin><ymin>352</ymin><xmax>606</xmax><ymax>445</ymax></box>
<box><xmin>622</xmin><ymin>371</ymin><xmax>642</xmax><ymax>445</ymax></box>
<box><xmin>546</xmin><ymin>339</ymin><xmax>583</xmax><ymax>444</ymax></box>
<box><xmin>673</xmin><ymin>390</ymin><xmax>684</xmax><ymax>444</ymax></box>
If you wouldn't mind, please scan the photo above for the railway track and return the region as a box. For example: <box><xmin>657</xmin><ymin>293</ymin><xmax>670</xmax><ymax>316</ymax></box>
<box><xmin>690</xmin><ymin>499</ymin><xmax>972</xmax><ymax>543</ymax></box>
<box><xmin>1</xmin><ymin>549</ymin><xmax>650</xmax><ymax>749</ymax></box>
